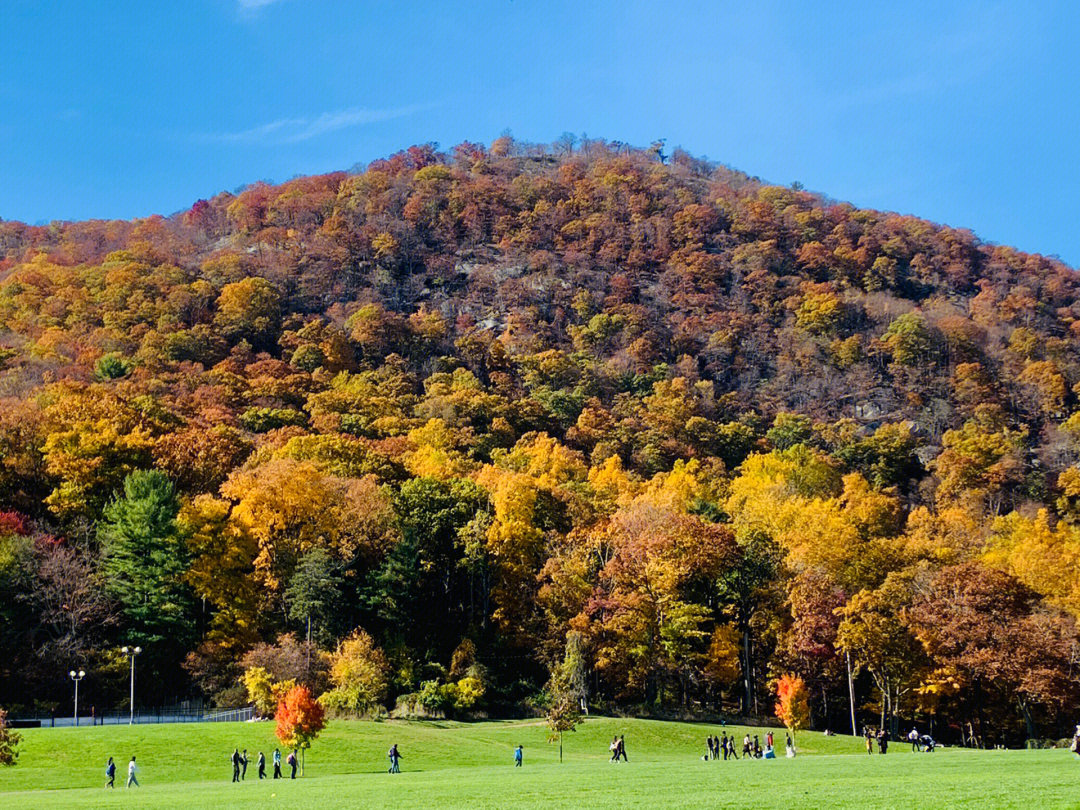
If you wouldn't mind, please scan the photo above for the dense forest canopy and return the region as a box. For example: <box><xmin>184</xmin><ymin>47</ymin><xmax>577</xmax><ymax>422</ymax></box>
<box><xmin>1</xmin><ymin>136</ymin><xmax>1078</xmax><ymax>744</ymax></box>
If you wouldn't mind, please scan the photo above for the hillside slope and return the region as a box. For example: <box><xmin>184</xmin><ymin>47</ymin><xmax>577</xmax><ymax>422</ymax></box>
<box><xmin>1</xmin><ymin>137</ymin><xmax>1079</xmax><ymax>744</ymax></box>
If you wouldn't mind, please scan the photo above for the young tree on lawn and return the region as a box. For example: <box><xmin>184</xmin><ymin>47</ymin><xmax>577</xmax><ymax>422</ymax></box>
<box><xmin>275</xmin><ymin>684</ymin><xmax>326</xmax><ymax>775</ymax></box>
<box><xmin>0</xmin><ymin>708</ymin><xmax>22</xmax><ymax>766</ymax></box>
<box><xmin>775</xmin><ymin>673</ymin><xmax>810</xmax><ymax>742</ymax></box>
<box><xmin>546</xmin><ymin>635</ymin><xmax>585</xmax><ymax>763</ymax></box>
<box><xmin>546</xmin><ymin>691</ymin><xmax>582</xmax><ymax>764</ymax></box>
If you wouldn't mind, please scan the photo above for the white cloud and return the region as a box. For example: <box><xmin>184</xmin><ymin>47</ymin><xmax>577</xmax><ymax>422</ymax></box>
<box><xmin>201</xmin><ymin>105</ymin><xmax>428</xmax><ymax>145</ymax></box>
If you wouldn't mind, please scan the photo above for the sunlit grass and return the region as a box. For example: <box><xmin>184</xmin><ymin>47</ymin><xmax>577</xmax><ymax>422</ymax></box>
<box><xmin>1</xmin><ymin>717</ymin><xmax>1074</xmax><ymax>808</ymax></box>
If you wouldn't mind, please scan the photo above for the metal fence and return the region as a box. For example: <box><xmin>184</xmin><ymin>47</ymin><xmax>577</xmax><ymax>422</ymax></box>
<box><xmin>14</xmin><ymin>705</ymin><xmax>255</xmax><ymax>728</ymax></box>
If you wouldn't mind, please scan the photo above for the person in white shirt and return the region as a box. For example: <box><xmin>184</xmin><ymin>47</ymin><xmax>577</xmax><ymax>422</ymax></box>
<box><xmin>907</xmin><ymin>728</ymin><xmax>920</xmax><ymax>752</ymax></box>
<box><xmin>126</xmin><ymin>756</ymin><xmax>139</xmax><ymax>788</ymax></box>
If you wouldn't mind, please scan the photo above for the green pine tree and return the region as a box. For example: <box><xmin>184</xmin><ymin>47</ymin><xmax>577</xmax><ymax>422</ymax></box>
<box><xmin>286</xmin><ymin>547</ymin><xmax>344</xmax><ymax>648</ymax></box>
<box><xmin>99</xmin><ymin>470</ymin><xmax>195</xmax><ymax>683</ymax></box>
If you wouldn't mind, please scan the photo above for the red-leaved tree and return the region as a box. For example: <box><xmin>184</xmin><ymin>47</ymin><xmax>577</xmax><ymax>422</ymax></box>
<box><xmin>274</xmin><ymin>685</ymin><xmax>326</xmax><ymax>775</ymax></box>
<box><xmin>775</xmin><ymin>674</ymin><xmax>810</xmax><ymax>742</ymax></box>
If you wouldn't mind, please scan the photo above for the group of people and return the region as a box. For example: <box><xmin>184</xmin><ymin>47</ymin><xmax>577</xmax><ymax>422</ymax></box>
<box><xmin>608</xmin><ymin>735</ymin><xmax>628</xmax><ymax>762</ymax></box>
<box><xmin>104</xmin><ymin>756</ymin><xmax>138</xmax><ymax>788</ymax></box>
<box><xmin>104</xmin><ymin>723</ymin><xmax>967</xmax><ymax>790</ymax></box>
<box><xmin>863</xmin><ymin>727</ymin><xmax>889</xmax><ymax>754</ymax></box>
<box><xmin>866</xmin><ymin>727</ymin><xmax>938</xmax><ymax>754</ymax></box>
<box><xmin>230</xmin><ymin>747</ymin><xmax>298</xmax><ymax>781</ymax></box>
<box><xmin>905</xmin><ymin>728</ymin><xmax>938</xmax><ymax>752</ymax></box>
<box><xmin>704</xmin><ymin>730</ymin><xmax>796</xmax><ymax>761</ymax></box>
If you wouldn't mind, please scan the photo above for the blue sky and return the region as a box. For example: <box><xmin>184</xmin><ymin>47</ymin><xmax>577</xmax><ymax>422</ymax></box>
<box><xmin>1</xmin><ymin>0</ymin><xmax>1076</xmax><ymax>266</ymax></box>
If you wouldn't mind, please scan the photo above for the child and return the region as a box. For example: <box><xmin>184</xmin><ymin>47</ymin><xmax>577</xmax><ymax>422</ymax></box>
<box><xmin>514</xmin><ymin>745</ymin><xmax>523</xmax><ymax>767</ymax></box>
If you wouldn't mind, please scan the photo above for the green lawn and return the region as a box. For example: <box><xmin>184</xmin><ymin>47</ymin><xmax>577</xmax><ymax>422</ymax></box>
<box><xmin>0</xmin><ymin>717</ymin><xmax>1075</xmax><ymax>808</ymax></box>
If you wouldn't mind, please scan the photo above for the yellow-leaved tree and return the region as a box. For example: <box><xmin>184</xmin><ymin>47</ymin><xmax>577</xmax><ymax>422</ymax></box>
<box><xmin>319</xmin><ymin>629</ymin><xmax>390</xmax><ymax>717</ymax></box>
<box><xmin>241</xmin><ymin>666</ymin><xmax>295</xmax><ymax>718</ymax></box>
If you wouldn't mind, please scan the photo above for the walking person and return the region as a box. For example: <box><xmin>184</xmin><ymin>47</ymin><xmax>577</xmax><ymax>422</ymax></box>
<box><xmin>908</xmin><ymin>728</ymin><xmax>920</xmax><ymax>752</ymax></box>
<box><xmin>241</xmin><ymin>748</ymin><xmax>249</xmax><ymax>780</ymax></box>
<box><xmin>387</xmin><ymin>744</ymin><xmax>401</xmax><ymax>773</ymax></box>
<box><xmin>609</xmin><ymin>736</ymin><xmax>619</xmax><ymax>762</ymax></box>
<box><xmin>514</xmin><ymin>744</ymin><xmax>523</xmax><ymax>767</ymax></box>
<box><xmin>231</xmin><ymin>748</ymin><xmax>241</xmax><ymax>782</ymax></box>
<box><xmin>287</xmin><ymin>749</ymin><xmax>298</xmax><ymax>779</ymax></box>
<box><xmin>273</xmin><ymin>748</ymin><xmax>282</xmax><ymax>779</ymax></box>
<box><xmin>126</xmin><ymin>756</ymin><xmax>139</xmax><ymax>788</ymax></box>
<box><xmin>864</xmin><ymin>727</ymin><xmax>874</xmax><ymax>754</ymax></box>
<box><xmin>720</xmin><ymin>733</ymin><xmax>729</xmax><ymax>760</ymax></box>
<box><xmin>257</xmin><ymin>751</ymin><xmax>266</xmax><ymax>779</ymax></box>
<box><xmin>766</xmin><ymin>731</ymin><xmax>774</xmax><ymax>750</ymax></box>
<box><xmin>742</xmin><ymin>733</ymin><xmax>751</xmax><ymax>758</ymax></box>
<box><xmin>618</xmin><ymin>735</ymin><xmax>628</xmax><ymax>762</ymax></box>
<box><xmin>706</xmin><ymin>735</ymin><xmax>714</xmax><ymax>761</ymax></box>
<box><xmin>877</xmin><ymin>729</ymin><xmax>888</xmax><ymax>755</ymax></box>
<box><xmin>728</xmin><ymin>735</ymin><xmax>738</xmax><ymax>760</ymax></box>
<box><xmin>105</xmin><ymin>756</ymin><xmax>116</xmax><ymax>788</ymax></box>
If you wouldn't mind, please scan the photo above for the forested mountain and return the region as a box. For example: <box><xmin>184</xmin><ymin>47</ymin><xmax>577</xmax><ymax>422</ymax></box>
<box><xmin>1</xmin><ymin>136</ymin><xmax>1078</xmax><ymax>744</ymax></box>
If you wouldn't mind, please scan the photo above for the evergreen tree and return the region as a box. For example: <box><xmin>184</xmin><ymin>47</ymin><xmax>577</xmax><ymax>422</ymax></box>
<box><xmin>365</xmin><ymin>477</ymin><xmax>488</xmax><ymax>656</ymax></box>
<box><xmin>286</xmin><ymin>548</ymin><xmax>344</xmax><ymax>649</ymax></box>
<box><xmin>99</xmin><ymin>470</ymin><xmax>194</xmax><ymax>695</ymax></box>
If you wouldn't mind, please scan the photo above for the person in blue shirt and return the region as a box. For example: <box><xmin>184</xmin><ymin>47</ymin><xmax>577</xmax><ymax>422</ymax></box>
<box><xmin>514</xmin><ymin>745</ymin><xmax>523</xmax><ymax>767</ymax></box>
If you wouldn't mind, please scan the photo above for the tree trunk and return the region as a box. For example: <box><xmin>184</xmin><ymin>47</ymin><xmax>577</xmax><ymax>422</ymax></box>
<box><xmin>741</xmin><ymin>613</ymin><xmax>754</xmax><ymax>715</ymax></box>
<box><xmin>846</xmin><ymin>652</ymin><xmax>857</xmax><ymax>736</ymax></box>
<box><xmin>820</xmin><ymin>683</ymin><xmax>827</xmax><ymax>732</ymax></box>
<box><xmin>1019</xmin><ymin>698</ymin><xmax>1035</xmax><ymax>745</ymax></box>
<box><xmin>973</xmin><ymin>680</ymin><xmax>985</xmax><ymax>748</ymax></box>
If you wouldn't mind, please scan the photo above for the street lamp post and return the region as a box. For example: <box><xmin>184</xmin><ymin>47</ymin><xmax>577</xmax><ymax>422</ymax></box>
<box><xmin>68</xmin><ymin>669</ymin><xmax>85</xmax><ymax>727</ymax></box>
<box><xmin>121</xmin><ymin>646</ymin><xmax>141</xmax><ymax>725</ymax></box>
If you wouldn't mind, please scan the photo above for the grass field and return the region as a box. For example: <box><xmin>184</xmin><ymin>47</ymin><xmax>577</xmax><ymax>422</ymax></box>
<box><xmin>0</xmin><ymin>717</ymin><xmax>1076</xmax><ymax>809</ymax></box>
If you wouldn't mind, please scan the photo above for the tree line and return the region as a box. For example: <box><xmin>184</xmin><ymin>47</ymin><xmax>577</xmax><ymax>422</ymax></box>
<box><xmin>0</xmin><ymin>136</ymin><xmax>1078</xmax><ymax>744</ymax></box>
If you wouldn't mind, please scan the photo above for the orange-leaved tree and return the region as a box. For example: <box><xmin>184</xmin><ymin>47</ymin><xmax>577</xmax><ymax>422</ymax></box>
<box><xmin>774</xmin><ymin>673</ymin><xmax>810</xmax><ymax>742</ymax></box>
<box><xmin>274</xmin><ymin>684</ymin><xmax>326</xmax><ymax>775</ymax></box>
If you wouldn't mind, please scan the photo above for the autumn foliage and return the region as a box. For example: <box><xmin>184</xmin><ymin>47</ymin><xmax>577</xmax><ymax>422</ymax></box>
<box><xmin>275</xmin><ymin>684</ymin><xmax>326</xmax><ymax>773</ymax></box>
<box><xmin>775</xmin><ymin>674</ymin><xmax>810</xmax><ymax>738</ymax></box>
<box><xmin>2</xmin><ymin>136</ymin><xmax>1080</xmax><ymax>745</ymax></box>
